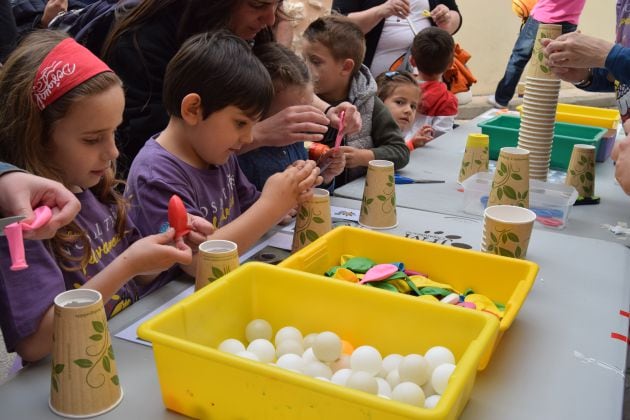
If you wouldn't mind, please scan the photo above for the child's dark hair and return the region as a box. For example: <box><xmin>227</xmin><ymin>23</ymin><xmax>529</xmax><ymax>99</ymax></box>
<box><xmin>0</xmin><ymin>30</ymin><xmax>127</xmax><ymax>272</ymax></box>
<box><xmin>253</xmin><ymin>41</ymin><xmax>310</xmax><ymax>93</ymax></box>
<box><xmin>303</xmin><ymin>14</ymin><xmax>366</xmax><ymax>76</ymax></box>
<box><xmin>411</xmin><ymin>27</ymin><xmax>455</xmax><ymax>76</ymax></box>
<box><xmin>163</xmin><ymin>30</ymin><xmax>274</xmax><ymax>120</ymax></box>
<box><xmin>375</xmin><ymin>71</ymin><xmax>418</xmax><ymax>102</ymax></box>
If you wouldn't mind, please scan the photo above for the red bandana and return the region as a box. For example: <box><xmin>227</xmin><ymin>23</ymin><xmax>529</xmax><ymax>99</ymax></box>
<box><xmin>32</xmin><ymin>38</ymin><xmax>113</xmax><ymax>110</ymax></box>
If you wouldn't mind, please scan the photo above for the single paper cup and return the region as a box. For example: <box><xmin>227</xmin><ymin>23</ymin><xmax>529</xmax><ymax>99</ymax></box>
<box><xmin>482</xmin><ymin>205</ymin><xmax>536</xmax><ymax>259</ymax></box>
<box><xmin>358</xmin><ymin>160</ymin><xmax>398</xmax><ymax>229</ymax></box>
<box><xmin>292</xmin><ymin>188</ymin><xmax>332</xmax><ymax>252</ymax></box>
<box><xmin>525</xmin><ymin>25</ymin><xmax>563</xmax><ymax>80</ymax></box>
<box><xmin>565</xmin><ymin>144</ymin><xmax>596</xmax><ymax>198</ymax></box>
<box><xmin>50</xmin><ymin>289</ymin><xmax>123</xmax><ymax>418</ymax></box>
<box><xmin>458</xmin><ymin>133</ymin><xmax>490</xmax><ymax>183</ymax></box>
<box><xmin>195</xmin><ymin>240</ymin><xmax>239</xmax><ymax>291</ymax></box>
<box><xmin>488</xmin><ymin>147</ymin><xmax>530</xmax><ymax>208</ymax></box>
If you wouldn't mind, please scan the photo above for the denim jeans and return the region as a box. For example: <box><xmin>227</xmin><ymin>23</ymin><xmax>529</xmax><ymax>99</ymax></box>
<box><xmin>493</xmin><ymin>17</ymin><xmax>578</xmax><ymax>107</ymax></box>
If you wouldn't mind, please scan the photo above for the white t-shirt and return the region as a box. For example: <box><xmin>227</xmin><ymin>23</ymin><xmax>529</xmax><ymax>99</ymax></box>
<box><xmin>370</xmin><ymin>0</ymin><xmax>432</xmax><ymax>78</ymax></box>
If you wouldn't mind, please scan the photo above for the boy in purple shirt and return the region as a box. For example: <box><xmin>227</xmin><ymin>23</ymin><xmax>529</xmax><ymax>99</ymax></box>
<box><xmin>126</xmin><ymin>30</ymin><xmax>321</xmax><ymax>277</ymax></box>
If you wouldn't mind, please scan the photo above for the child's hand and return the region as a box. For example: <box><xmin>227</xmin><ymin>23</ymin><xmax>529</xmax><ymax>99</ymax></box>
<box><xmin>126</xmin><ymin>228</ymin><xmax>192</xmax><ymax>276</ymax></box>
<box><xmin>410</xmin><ymin>124</ymin><xmax>434</xmax><ymax>148</ymax></box>
<box><xmin>262</xmin><ymin>160</ymin><xmax>320</xmax><ymax>210</ymax></box>
<box><xmin>320</xmin><ymin>149</ymin><xmax>346</xmax><ymax>184</ymax></box>
<box><xmin>278</xmin><ymin>207</ymin><xmax>297</xmax><ymax>225</ymax></box>
<box><xmin>182</xmin><ymin>214</ymin><xmax>216</xmax><ymax>252</ymax></box>
<box><xmin>326</xmin><ymin>102</ymin><xmax>362</xmax><ymax>136</ymax></box>
<box><xmin>338</xmin><ymin>146</ymin><xmax>375</xmax><ymax>168</ymax></box>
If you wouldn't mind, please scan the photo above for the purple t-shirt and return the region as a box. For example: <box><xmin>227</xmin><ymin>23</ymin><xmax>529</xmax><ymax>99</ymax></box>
<box><xmin>0</xmin><ymin>190</ymin><xmax>144</xmax><ymax>352</ymax></box>
<box><xmin>125</xmin><ymin>138</ymin><xmax>260</xmax><ymax>237</ymax></box>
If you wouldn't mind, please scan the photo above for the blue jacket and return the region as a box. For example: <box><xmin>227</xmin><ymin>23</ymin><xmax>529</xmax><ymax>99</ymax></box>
<box><xmin>586</xmin><ymin>44</ymin><xmax>630</xmax><ymax>92</ymax></box>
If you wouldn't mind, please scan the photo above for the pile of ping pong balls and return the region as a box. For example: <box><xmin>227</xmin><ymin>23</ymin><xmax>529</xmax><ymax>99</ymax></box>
<box><xmin>217</xmin><ymin>319</ymin><xmax>458</xmax><ymax>410</ymax></box>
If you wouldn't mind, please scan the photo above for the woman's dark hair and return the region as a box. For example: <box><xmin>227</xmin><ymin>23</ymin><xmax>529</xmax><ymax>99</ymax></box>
<box><xmin>103</xmin><ymin>0</ymin><xmax>286</xmax><ymax>57</ymax></box>
<box><xmin>163</xmin><ymin>30</ymin><xmax>274</xmax><ymax>120</ymax></box>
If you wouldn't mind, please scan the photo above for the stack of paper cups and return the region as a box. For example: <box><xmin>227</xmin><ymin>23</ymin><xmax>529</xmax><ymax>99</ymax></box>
<box><xmin>518</xmin><ymin>24</ymin><xmax>562</xmax><ymax>181</ymax></box>
<box><xmin>481</xmin><ymin>205</ymin><xmax>536</xmax><ymax>259</ymax></box>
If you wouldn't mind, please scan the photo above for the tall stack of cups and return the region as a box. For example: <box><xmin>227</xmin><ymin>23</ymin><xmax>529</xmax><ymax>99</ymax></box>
<box><xmin>518</xmin><ymin>24</ymin><xmax>563</xmax><ymax>181</ymax></box>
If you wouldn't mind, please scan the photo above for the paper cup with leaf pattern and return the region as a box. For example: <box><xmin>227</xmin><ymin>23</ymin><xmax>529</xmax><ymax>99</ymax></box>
<box><xmin>487</xmin><ymin>147</ymin><xmax>530</xmax><ymax>208</ymax></box>
<box><xmin>525</xmin><ymin>24</ymin><xmax>562</xmax><ymax>79</ymax></box>
<box><xmin>565</xmin><ymin>144</ymin><xmax>596</xmax><ymax>198</ymax></box>
<box><xmin>50</xmin><ymin>289</ymin><xmax>123</xmax><ymax>417</ymax></box>
<box><xmin>482</xmin><ymin>205</ymin><xmax>536</xmax><ymax>259</ymax></box>
<box><xmin>292</xmin><ymin>188</ymin><xmax>332</xmax><ymax>252</ymax></box>
<box><xmin>195</xmin><ymin>240</ymin><xmax>239</xmax><ymax>291</ymax></box>
<box><xmin>358</xmin><ymin>160</ymin><xmax>398</xmax><ymax>229</ymax></box>
<box><xmin>459</xmin><ymin>133</ymin><xmax>490</xmax><ymax>183</ymax></box>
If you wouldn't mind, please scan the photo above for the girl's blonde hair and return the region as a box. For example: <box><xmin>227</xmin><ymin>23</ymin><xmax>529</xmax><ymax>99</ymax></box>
<box><xmin>0</xmin><ymin>30</ymin><xmax>128</xmax><ymax>271</ymax></box>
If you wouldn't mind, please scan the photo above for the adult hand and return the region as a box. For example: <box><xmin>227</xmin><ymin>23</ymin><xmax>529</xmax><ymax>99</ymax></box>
<box><xmin>542</xmin><ymin>33</ymin><xmax>614</xmax><ymax>70</ymax></box>
<box><xmin>382</xmin><ymin>0</ymin><xmax>410</xmax><ymax>19</ymax></box>
<box><xmin>430</xmin><ymin>4</ymin><xmax>452</xmax><ymax>28</ymax></box>
<box><xmin>546</xmin><ymin>66</ymin><xmax>591</xmax><ymax>84</ymax></box>
<box><xmin>614</xmin><ymin>135</ymin><xmax>630</xmax><ymax>194</ymax></box>
<box><xmin>327</xmin><ymin>102</ymin><xmax>362</xmax><ymax>136</ymax></box>
<box><xmin>0</xmin><ymin>171</ymin><xmax>81</xmax><ymax>240</ymax></box>
<box><xmin>252</xmin><ymin>105</ymin><xmax>329</xmax><ymax>147</ymax></box>
<box><xmin>338</xmin><ymin>146</ymin><xmax>374</xmax><ymax>168</ymax></box>
<box><xmin>41</xmin><ymin>0</ymin><xmax>68</xmax><ymax>28</ymax></box>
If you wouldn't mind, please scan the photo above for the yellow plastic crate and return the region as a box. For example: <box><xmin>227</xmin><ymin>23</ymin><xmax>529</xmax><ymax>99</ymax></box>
<box><xmin>138</xmin><ymin>262</ymin><xmax>499</xmax><ymax>420</ymax></box>
<box><xmin>280</xmin><ymin>227</ymin><xmax>539</xmax><ymax>369</ymax></box>
<box><xmin>517</xmin><ymin>103</ymin><xmax>620</xmax><ymax>129</ymax></box>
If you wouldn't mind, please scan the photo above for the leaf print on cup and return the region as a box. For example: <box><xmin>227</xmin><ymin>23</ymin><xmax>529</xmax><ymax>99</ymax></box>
<box><xmin>486</xmin><ymin>227</ymin><xmax>522</xmax><ymax>258</ymax></box>
<box><xmin>294</xmin><ymin>203</ymin><xmax>326</xmax><ymax>246</ymax></box>
<box><xmin>489</xmin><ymin>153</ymin><xmax>529</xmax><ymax>208</ymax></box>
<box><xmin>72</xmin><ymin>319</ymin><xmax>119</xmax><ymax>389</ymax></box>
<box><xmin>51</xmin><ymin>360</ymin><xmax>64</xmax><ymax>393</ymax></box>
<box><xmin>565</xmin><ymin>146</ymin><xmax>595</xmax><ymax>198</ymax></box>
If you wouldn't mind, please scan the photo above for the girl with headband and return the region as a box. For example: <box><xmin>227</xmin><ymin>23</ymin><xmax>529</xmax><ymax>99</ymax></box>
<box><xmin>0</xmin><ymin>31</ymin><xmax>213</xmax><ymax>362</ymax></box>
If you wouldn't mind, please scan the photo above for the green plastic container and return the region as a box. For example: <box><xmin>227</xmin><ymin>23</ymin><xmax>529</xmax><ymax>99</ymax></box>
<box><xmin>477</xmin><ymin>115</ymin><xmax>607</xmax><ymax>170</ymax></box>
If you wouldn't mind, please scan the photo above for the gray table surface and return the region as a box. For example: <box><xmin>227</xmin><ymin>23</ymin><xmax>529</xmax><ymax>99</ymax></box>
<box><xmin>334</xmin><ymin>114</ymin><xmax>630</xmax><ymax>244</ymax></box>
<box><xmin>1</xmin><ymin>196</ymin><xmax>628</xmax><ymax>420</ymax></box>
